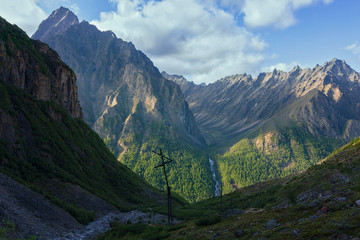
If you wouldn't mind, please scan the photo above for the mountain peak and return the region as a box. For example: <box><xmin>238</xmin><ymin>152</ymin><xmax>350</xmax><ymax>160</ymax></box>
<box><xmin>324</xmin><ymin>58</ymin><xmax>348</xmax><ymax>68</ymax></box>
<box><xmin>329</xmin><ymin>57</ymin><xmax>342</xmax><ymax>63</ymax></box>
<box><xmin>321</xmin><ymin>58</ymin><xmax>357</xmax><ymax>78</ymax></box>
<box><xmin>32</xmin><ymin>6</ymin><xmax>79</xmax><ymax>41</ymax></box>
<box><xmin>291</xmin><ymin>65</ymin><xmax>301</xmax><ymax>71</ymax></box>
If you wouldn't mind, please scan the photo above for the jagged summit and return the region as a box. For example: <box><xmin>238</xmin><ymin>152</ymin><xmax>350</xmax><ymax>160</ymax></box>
<box><xmin>32</xmin><ymin>6</ymin><xmax>79</xmax><ymax>40</ymax></box>
<box><xmin>168</xmin><ymin>59</ymin><xmax>357</xmax><ymax>91</ymax></box>
<box><xmin>322</xmin><ymin>58</ymin><xmax>357</xmax><ymax>78</ymax></box>
<box><xmin>165</xmin><ymin>58</ymin><xmax>360</xmax><ymax>140</ymax></box>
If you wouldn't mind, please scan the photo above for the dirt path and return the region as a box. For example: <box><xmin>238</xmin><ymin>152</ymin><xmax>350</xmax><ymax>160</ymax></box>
<box><xmin>0</xmin><ymin>172</ymin><xmax>180</xmax><ymax>240</ymax></box>
<box><xmin>56</xmin><ymin>210</ymin><xmax>181</xmax><ymax>240</ymax></box>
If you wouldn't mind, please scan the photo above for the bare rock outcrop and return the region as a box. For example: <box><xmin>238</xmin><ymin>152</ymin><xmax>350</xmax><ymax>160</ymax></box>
<box><xmin>0</xmin><ymin>16</ymin><xmax>82</xmax><ymax>118</ymax></box>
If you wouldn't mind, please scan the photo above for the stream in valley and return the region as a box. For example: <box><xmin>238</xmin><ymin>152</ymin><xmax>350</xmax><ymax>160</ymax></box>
<box><xmin>208</xmin><ymin>158</ymin><xmax>221</xmax><ymax>197</ymax></box>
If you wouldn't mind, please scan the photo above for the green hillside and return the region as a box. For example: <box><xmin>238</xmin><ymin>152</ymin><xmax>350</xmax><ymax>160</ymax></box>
<box><xmin>0</xmin><ymin>80</ymin><xmax>166</xmax><ymax>216</ymax></box>
<box><xmin>120</xmin><ymin>137</ymin><xmax>213</xmax><ymax>202</ymax></box>
<box><xmin>217</xmin><ymin>126</ymin><xmax>344</xmax><ymax>194</ymax></box>
<box><xmin>0</xmin><ymin>80</ymin><xmax>168</xmax><ymax>226</ymax></box>
<box><xmin>0</xmin><ymin>17</ymin><xmax>170</xmax><ymax>225</ymax></box>
<box><xmin>99</xmin><ymin>137</ymin><xmax>360</xmax><ymax>239</ymax></box>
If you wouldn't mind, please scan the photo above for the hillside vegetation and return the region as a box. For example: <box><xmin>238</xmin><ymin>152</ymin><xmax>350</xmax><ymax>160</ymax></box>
<box><xmin>0</xmin><ymin>80</ymin><xmax>162</xmax><ymax>216</ymax></box>
<box><xmin>217</xmin><ymin>126</ymin><xmax>343</xmax><ymax>194</ymax></box>
<box><xmin>121</xmin><ymin>138</ymin><xmax>213</xmax><ymax>202</ymax></box>
<box><xmin>99</xmin><ymin>137</ymin><xmax>360</xmax><ymax>239</ymax></box>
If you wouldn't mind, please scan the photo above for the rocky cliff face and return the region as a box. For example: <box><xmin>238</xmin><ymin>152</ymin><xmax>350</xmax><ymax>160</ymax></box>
<box><xmin>0</xmin><ymin>16</ymin><xmax>82</xmax><ymax>118</ymax></box>
<box><xmin>166</xmin><ymin>59</ymin><xmax>360</xmax><ymax>141</ymax></box>
<box><xmin>32</xmin><ymin>8</ymin><xmax>205</xmax><ymax>155</ymax></box>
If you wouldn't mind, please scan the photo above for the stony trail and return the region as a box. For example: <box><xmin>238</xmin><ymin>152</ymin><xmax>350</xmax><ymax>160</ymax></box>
<box><xmin>56</xmin><ymin>210</ymin><xmax>181</xmax><ymax>240</ymax></box>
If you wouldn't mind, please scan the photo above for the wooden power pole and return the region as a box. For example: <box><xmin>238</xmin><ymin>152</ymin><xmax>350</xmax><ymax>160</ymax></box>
<box><xmin>153</xmin><ymin>148</ymin><xmax>174</xmax><ymax>224</ymax></box>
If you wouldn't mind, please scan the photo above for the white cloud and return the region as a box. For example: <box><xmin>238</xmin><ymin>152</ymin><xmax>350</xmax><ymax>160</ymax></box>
<box><xmin>69</xmin><ymin>3</ymin><xmax>80</xmax><ymax>15</ymax></box>
<box><xmin>344</xmin><ymin>42</ymin><xmax>360</xmax><ymax>56</ymax></box>
<box><xmin>242</xmin><ymin>0</ymin><xmax>333</xmax><ymax>29</ymax></box>
<box><xmin>262</xmin><ymin>61</ymin><xmax>299</xmax><ymax>73</ymax></box>
<box><xmin>37</xmin><ymin>0</ymin><xmax>78</xmax><ymax>13</ymax></box>
<box><xmin>92</xmin><ymin>0</ymin><xmax>267</xmax><ymax>83</ymax></box>
<box><xmin>0</xmin><ymin>0</ymin><xmax>47</xmax><ymax>36</ymax></box>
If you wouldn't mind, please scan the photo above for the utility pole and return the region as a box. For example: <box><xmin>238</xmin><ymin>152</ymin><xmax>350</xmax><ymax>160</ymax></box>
<box><xmin>153</xmin><ymin>148</ymin><xmax>174</xmax><ymax>224</ymax></box>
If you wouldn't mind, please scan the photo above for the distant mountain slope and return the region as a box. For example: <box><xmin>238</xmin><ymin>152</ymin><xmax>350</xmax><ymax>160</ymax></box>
<box><xmin>164</xmin><ymin>59</ymin><xmax>360</xmax><ymax>193</ymax></box>
<box><xmin>0</xmin><ymin>16</ymin><xmax>165</xmax><ymax>238</ymax></box>
<box><xmin>32</xmin><ymin>8</ymin><xmax>213</xmax><ymax>202</ymax></box>
<box><xmin>165</xmin><ymin>59</ymin><xmax>360</xmax><ymax>141</ymax></box>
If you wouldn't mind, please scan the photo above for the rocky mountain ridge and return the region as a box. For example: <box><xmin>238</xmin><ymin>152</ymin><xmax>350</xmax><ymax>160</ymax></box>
<box><xmin>32</xmin><ymin>8</ymin><xmax>205</xmax><ymax>153</ymax></box>
<box><xmin>164</xmin><ymin>58</ymin><xmax>360</xmax><ymax>142</ymax></box>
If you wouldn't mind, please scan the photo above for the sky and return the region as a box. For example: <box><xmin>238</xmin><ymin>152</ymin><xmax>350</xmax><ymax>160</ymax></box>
<box><xmin>0</xmin><ymin>0</ymin><xmax>359</xmax><ymax>84</ymax></box>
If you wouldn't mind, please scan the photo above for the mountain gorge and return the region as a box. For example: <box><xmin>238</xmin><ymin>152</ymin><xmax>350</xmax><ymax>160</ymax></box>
<box><xmin>32</xmin><ymin>7</ymin><xmax>212</xmax><ymax>202</ymax></box>
<box><xmin>2</xmin><ymin>4</ymin><xmax>360</xmax><ymax>239</ymax></box>
<box><xmin>1</xmin><ymin>5</ymin><xmax>360</xmax><ymax>239</ymax></box>
<box><xmin>164</xmin><ymin>59</ymin><xmax>360</xmax><ymax>193</ymax></box>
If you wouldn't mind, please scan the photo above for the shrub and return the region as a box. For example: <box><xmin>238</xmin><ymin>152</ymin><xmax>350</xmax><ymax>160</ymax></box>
<box><xmin>195</xmin><ymin>215</ymin><xmax>221</xmax><ymax>226</ymax></box>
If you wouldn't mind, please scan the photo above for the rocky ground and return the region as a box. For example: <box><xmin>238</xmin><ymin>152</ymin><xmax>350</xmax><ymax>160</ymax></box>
<box><xmin>0</xmin><ymin>172</ymin><xmax>176</xmax><ymax>240</ymax></box>
<box><xmin>57</xmin><ymin>210</ymin><xmax>180</xmax><ymax>240</ymax></box>
<box><xmin>0</xmin><ymin>172</ymin><xmax>81</xmax><ymax>239</ymax></box>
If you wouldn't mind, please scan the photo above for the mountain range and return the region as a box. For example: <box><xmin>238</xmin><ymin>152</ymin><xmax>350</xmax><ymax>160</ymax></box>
<box><xmin>164</xmin><ymin>59</ymin><xmax>360</xmax><ymax>141</ymax></box>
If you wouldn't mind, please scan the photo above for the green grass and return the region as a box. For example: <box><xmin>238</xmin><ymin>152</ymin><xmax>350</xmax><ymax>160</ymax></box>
<box><xmin>97</xmin><ymin>223</ymin><xmax>186</xmax><ymax>240</ymax></box>
<box><xmin>194</xmin><ymin>215</ymin><xmax>221</xmax><ymax>226</ymax></box>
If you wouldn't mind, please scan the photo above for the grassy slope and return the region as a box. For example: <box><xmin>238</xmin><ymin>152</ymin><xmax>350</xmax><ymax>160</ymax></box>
<box><xmin>99</xmin><ymin>137</ymin><xmax>360</xmax><ymax>239</ymax></box>
<box><xmin>0</xmin><ymin>80</ymin><xmax>168</xmax><ymax>223</ymax></box>
<box><xmin>216</xmin><ymin>126</ymin><xmax>344</xmax><ymax>194</ymax></box>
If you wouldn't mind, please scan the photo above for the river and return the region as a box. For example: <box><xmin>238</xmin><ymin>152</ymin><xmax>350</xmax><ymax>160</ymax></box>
<box><xmin>208</xmin><ymin>158</ymin><xmax>221</xmax><ymax>197</ymax></box>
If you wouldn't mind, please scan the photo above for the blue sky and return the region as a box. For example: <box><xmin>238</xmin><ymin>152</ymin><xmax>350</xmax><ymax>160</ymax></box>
<box><xmin>0</xmin><ymin>0</ymin><xmax>359</xmax><ymax>84</ymax></box>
